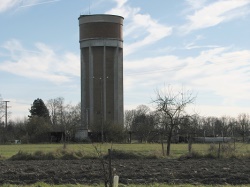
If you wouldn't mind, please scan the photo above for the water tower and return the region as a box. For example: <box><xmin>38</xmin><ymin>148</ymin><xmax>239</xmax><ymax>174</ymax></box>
<box><xmin>76</xmin><ymin>14</ymin><xmax>124</xmax><ymax>140</ymax></box>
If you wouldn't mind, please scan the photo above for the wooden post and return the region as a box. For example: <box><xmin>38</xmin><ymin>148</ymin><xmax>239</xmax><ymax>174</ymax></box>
<box><xmin>108</xmin><ymin>149</ymin><xmax>113</xmax><ymax>187</ymax></box>
<box><xmin>234</xmin><ymin>138</ymin><xmax>236</xmax><ymax>151</ymax></box>
<box><xmin>218</xmin><ymin>143</ymin><xmax>221</xmax><ymax>158</ymax></box>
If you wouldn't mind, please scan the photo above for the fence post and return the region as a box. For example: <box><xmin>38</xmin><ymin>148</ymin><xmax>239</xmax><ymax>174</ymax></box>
<box><xmin>234</xmin><ymin>138</ymin><xmax>236</xmax><ymax>151</ymax></box>
<box><xmin>217</xmin><ymin>143</ymin><xmax>221</xmax><ymax>158</ymax></box>
<box><xmin>108</xmin><ymin>149</ymin><xmax>113</xmax><ymax>187</ymax></box>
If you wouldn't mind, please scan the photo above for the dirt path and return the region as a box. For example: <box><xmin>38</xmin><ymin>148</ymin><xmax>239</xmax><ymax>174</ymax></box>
<box><xmin>0</xmin><ymin>159</ymin><xmax>250</xmax><ymax>185</ymax></box>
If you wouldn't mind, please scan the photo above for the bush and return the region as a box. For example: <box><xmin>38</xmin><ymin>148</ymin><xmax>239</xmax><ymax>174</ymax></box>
<box><xmin>9</xmin><ymin>148</ymin><xmax>89</xmax><ymax>160</ymax></box>
<box><xmin>179</xmin><ymin>150</ymin><xmax>216</xmax><ymax>160</ymax></box>
<box><xmin>207</xmin><ymin>144</ymin><xmax>218</xmax><ymax>157</ymax></box>
<box><xmin>9</xmin><ymin>148</ymin><xmax>161</xmax><ymax>160</ymax></box>
<box><xmin>209</xmin><ymin>143</ymin><xmax>237</xmax><ymax>158</ymax></box>
<box><xmin>103</xmin><ymin>149</ymin><xmax>159</xmax><ymax>159</ymax></box>
<box><xmin>90</xmin><ymin>122</ymin><xmax>126</xmax><ymax>142</ymax></box>
<box><xmin>10</xmin><ymin>151</ymin><xmax>34</xmax><ymax>160</ymax></box>
<box><xmin>221</xmin><ymin>143</ymin><xmax>235</xmax><ymax>155</ymax></box>
<box><xmin>0</xmin><ymin>154</ymin><xmax>5</xmax><ymax>160</ymax></box>
<box><xmin>179</xmin><ymin>143</ymin><xmax>250</xmax><ymax>159</ymax></box>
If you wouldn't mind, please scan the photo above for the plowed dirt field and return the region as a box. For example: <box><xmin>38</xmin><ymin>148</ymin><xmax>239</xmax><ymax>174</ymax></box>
<box><xmin>1</xmin><ymin>159</ymin><xmax>250</xmax><ymax>185</ymax></box>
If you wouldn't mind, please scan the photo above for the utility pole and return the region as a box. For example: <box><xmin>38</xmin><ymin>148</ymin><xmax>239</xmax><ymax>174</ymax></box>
<box><xmin>3</xmin><ymin>101</ymin><xmax>10</xmax><ymax>127</ymax></box>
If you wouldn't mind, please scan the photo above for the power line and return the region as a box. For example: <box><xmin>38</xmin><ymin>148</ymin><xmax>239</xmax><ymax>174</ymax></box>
<box><xmin>124</xmin><ymin>62</ymin><xmax>205</xmax><ymax>76</ymax></box>
<box><xmin>125</xmin><ymin>65</ymin><xmax>185</xmax><ymax>76</ymax></box>
<box><xmin>12</xmin><ymin>101</ymin><xmax>30</xmax><ymax>105</ymax></box>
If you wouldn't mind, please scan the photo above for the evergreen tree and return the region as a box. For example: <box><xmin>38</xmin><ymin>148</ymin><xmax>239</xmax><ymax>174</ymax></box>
<box><xmin>29</xmin><ymin>98</ymin><xmax>50</xmax><ymax>119</ymax></box>
<box><xmin>28</xmin><ymin>98</ymin><xmax>51</xmax><ymax>142</ymax></box>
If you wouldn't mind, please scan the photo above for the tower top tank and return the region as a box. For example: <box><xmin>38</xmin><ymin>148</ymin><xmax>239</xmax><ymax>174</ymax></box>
<box><xmin>79</xmin><ymin>14</ymin><xmax>124</xmax><ymax>41</ymax></box>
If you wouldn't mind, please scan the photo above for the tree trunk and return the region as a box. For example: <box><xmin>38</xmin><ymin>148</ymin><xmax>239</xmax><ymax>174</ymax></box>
<box><xmin>161</xmin><ymin>132</ymin><xmax>165</xmax><ymax>156</ymax></box>
<box><xmin>166</xmin><ymin>135</ymin><xmax>171</xmax><ymax>156</ymax></box>
<box><xmin>166</xmin><ymin>128</ymin><xmax>173</xmax><ymax>156</ymax></box>
<box><xmin>188</xmin><ymin>135</ymin><xmax>192</xmax><ymax>154</ymax></box>
<box><xmin>129</xmin><ymin>131</ymin><xmax>132</xmax><ymax>144</ymax></box>
<box><xmin>242</xmin><ymin>127</ymin><xmax>245</xmax><ymax>142</ymax></box>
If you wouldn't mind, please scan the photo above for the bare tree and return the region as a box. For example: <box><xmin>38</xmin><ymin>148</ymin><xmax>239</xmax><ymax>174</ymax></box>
<box><xmin>220</xmin><ymin>116</ymin><xmax>231</xmax><ymax>141</ymax></box>
<box><xmin>179</xmin><ymin>114</ymin><xmax>201</xmax><ymax>153</ymax></box>
<box><xmin>237</xmin><ymin>113</ymin><xmax>250</xmax><ymax>142</ymax></box>
<box><xmin>124</xmin><ymin>109</ymin><xmax>136</xmax><ymax>132</ymax></box>
<box><xmin>47</xmin><ymin>97</ymin><xmax>81</xmax><ymax>142</ymax></box>
<box><xmin>202</xmin><ymin>117</ymin><xmax>216</xmax><ymax>138</ymax></box>
<box><xmin>153</xmin><ymin>86</ymin><xmax>195</xmax><ymax>156</ymax></box>
<box><xmin>125</xmin><ymin>105</ymin><xmax>157</xmax><ymax>143</ymax></box>
<box><xmin>47</xmin><ymin>97</ymin><xmax>65</xmax><ymax>130</ymax></box>
<box><xmin>228</xmin><ymin>117</ymin><xmax>237</xmax><ymax>138</ymax></box>
<box><xmin>63</xmin><ymin>102</ymin><xmax>81</xmax><ymax>139</ymax></box>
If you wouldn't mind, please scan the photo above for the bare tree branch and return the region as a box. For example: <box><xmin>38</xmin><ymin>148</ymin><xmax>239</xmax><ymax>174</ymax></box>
<box><xmin>153</xmin><ymin>85</ymin><xmax>196</xmax><ymax>156</ymax></box>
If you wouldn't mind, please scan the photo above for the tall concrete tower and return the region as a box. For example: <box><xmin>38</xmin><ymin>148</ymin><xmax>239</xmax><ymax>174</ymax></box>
<box><xmin>77</xmin><ymin>14</ymin><xmax>124</xmax><ymax>139</ymax></box>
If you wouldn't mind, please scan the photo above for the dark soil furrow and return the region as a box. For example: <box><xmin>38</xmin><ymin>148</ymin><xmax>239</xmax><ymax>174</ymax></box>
<box><xmin>0</xmin><ymin>159</ymin><xmax>250</xmax><ymax>185</ymax></box>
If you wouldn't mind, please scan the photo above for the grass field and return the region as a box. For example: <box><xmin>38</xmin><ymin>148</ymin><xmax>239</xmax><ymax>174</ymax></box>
<box><xmin>0</xmin><ymin>142</ymin><xmax>250</xmax><ymax>159</ymax></box>
<box><xmin>1</xmin><ymin>143</ymin><xmax>250</xmax><ymax>186</ymax></box>
<box><xmin>1</xmin><ymin>182</ymin><xmax>250</xmax><ymax>187</ymax></box>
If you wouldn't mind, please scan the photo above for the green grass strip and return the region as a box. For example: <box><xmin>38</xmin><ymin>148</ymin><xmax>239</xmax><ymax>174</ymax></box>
<box><xmin>2</xmin><ymin>183</ymin><xmax>250</xmax><ymax>187</ymax></box>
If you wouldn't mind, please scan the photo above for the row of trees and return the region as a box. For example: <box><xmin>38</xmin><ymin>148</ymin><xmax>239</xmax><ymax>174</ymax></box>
<box><xmin>0</xmin><ymin>95</ymin><xmax>125</xmax><ymax>143</ymax></box>
<box><xmin>125</xmin><ymin>88</ymin><xmax>250</xmax><ymax>155</ymax></box>
<box><xmin>1</xmin><ymin>88</ymin><xmax>250</xmax><ymax>156</ymax></box>
<box><xmin>125</xmin><ymin>105</ymin><xmax>250</xmax><ymax>151</ymax></box>
<box><xmin>0</xmin><ymin>97</ymin><xmax>81</xmax><ymax>143</ymax></box>
<box><xmin>126</xmin><ymin>106</ymin><xmax>250</xmax><ymax>141</ymax></box>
